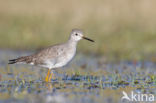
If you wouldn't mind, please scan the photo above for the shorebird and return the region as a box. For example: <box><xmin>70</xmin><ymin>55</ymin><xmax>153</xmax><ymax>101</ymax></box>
<box><xmin>9</xmin><ymin>29</ymin><xmax>94</xmax><ymax>82</ymax></box>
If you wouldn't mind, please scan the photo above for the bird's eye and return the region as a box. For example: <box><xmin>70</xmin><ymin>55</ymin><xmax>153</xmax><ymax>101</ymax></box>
<box><xmin>75</xmin><ymin>33</ymin><xmax>78</xmax><ymax>36</ymax></box>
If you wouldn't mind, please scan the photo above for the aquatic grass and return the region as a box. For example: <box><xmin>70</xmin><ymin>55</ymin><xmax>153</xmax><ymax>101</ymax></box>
<box><xmin>0</xmin><ymin>52</ymin><xmax>156</xmax><ymax>102</ymax></box>
<box><xmin>0</xmin><ymin>70</ymin><xmax>155</xmax><ymax>102</ymax></box>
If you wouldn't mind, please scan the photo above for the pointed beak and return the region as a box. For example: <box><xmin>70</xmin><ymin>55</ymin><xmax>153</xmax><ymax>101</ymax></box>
<box><xmin>82</xmin><ymin>36</ymin><xmax>94</xmax><ymax>42</ymax></box>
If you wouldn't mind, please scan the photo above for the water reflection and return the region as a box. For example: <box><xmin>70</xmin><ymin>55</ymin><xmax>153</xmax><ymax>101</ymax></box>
<box><xmin>0</xmin><ymin>50</ymin><xmax>155</xmax><ymax>103</ymax></box>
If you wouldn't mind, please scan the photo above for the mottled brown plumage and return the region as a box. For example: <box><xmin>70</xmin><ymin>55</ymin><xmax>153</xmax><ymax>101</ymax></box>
<box><xmin>9</xmin><ymin>56</ymin><xmax>33</xmax><ymax>64</ymax></box>
<box><xmin>9</xmin><ymin>29</ymin><xmax>94</xmax><ymax>82</ymax></box>
<box><xmin>9</xmin><ymin>29</ymin><xmax>94</xmax><ymax>70</ymax></box>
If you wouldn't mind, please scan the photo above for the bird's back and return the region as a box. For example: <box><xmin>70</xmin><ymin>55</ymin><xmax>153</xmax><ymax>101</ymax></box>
<box><xmin>32</xmin><ymin>42</ymin><xmax>77</xmax><ymax>68</ymax></box>
<box><xmin>9</xmin><ymin>41</ymin><xmax>77</xmax><ymax>69</ymax></box>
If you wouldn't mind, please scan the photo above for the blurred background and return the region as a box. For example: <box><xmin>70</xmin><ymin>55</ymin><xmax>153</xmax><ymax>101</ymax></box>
<box><xmin>0</xmin><ymin>0</ymin><xmax>156</xmax><ymax>60</ymax></box>
<box><xmin>0</xmin><ymin>1</ymin><xmax>156</xmax><ymax>103</ymax></box>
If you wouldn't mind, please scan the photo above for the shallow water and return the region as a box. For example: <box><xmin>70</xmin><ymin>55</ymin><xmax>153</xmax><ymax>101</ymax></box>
<box><xmin>0</xmin><ymin>49</ymin><xmax>155</xmax><ymax>103</ymax></box>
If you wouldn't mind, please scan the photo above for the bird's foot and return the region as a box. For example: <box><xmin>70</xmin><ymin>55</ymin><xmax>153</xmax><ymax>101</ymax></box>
<box><xmin>48</xmin><ymin>71</ymin><xmax>53</xmax><ymax>82</ymax></box>
<box><xmin>45</xmin><ymin>69</ymin><xmax>51</xmax><ymax>82</ymax></box>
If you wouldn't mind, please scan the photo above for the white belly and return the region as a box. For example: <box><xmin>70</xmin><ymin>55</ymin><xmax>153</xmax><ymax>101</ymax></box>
<box><xmin>44</xmin><ymin>49</ymin><xmax>76</xmax><ymax>69</ymax></box>
<box><xmin>52</xmin><ymin>53</ymin><xmax>75</xmax><ymax>68</ymax></box>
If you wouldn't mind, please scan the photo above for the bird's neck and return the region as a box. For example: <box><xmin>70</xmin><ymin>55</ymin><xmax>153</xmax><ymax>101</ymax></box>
<box><xmin>67</xmin><ymin>39</ymin><xmax>78</xmax><ymax>48</ymax></box>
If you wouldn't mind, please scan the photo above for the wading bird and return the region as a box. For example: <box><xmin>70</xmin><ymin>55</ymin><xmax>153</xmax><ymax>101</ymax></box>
<box><xmin>9</xmin><ymin>29</ymin><xmax>94</xmax><ymax>82</ymax></box>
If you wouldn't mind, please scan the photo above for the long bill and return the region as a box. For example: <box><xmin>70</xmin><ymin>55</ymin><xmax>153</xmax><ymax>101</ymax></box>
<box><xmin>83</xmin><ymin>36</ymin><xmax>94</xmax><ymax>42</ymax></box>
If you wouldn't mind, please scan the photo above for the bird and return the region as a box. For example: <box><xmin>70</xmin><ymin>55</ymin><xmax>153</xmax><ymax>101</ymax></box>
<box><xmin>9</xmin><ymin>29</ymin><xmax>94</xmax><ymax>82</ymax></box>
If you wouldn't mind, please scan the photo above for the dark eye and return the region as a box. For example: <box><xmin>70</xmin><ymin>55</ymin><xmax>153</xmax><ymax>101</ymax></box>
<box><xmin>75</xmin><ymin>33</ymin><xmax>78</xmax><ymax>36</ymax></box>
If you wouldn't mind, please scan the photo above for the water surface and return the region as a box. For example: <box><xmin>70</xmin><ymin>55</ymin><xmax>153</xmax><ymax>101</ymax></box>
<box><xmin>0</xmin><ymin>50</ymin><xmax>155</xmax><ymax>103</ymax></box>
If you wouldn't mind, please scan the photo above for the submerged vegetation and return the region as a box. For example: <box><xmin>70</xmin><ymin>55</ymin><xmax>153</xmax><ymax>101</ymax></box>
<box><xmin>0</xmin><ymin>61</ymin><xmax>156</xmax><ymax>103</ymax></box>
<box><xmin>0</xmin><ymin>0</ymin><xmax>156</xmax><ymax>103</ymax></box>
<box><xmin>0</xmin><ymin>50</ymin><xmax>155</xmax><ymax>103</ymax></box>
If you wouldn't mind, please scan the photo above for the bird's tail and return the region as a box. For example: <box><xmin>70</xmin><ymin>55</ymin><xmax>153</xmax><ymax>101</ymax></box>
<box><xmin>8</xmin><ymin>56</ymin><xmax>33</xmax><ymax>64</ymax></box>
<box><xmin>8</xmin><ymin>59</ymin><xmax>18</xmax><ymax>64</ymax></box>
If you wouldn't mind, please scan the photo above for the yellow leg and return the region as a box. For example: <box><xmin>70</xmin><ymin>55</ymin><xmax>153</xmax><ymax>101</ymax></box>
<box><xmin>48</xmin><ymin>71</ymin><xmax>53</xmax><ymax>82</ymax></box>
<box><xmin>45</xmin><ymin>69</ymin><xmax>50</xmax><ymax>82</ymax></box>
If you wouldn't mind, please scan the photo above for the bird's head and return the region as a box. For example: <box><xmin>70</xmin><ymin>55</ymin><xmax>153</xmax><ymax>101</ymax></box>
<box><xmin>70</xmin><ymin>29</ymin><xmax>94</xmax><ymax>42</ymax></box>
